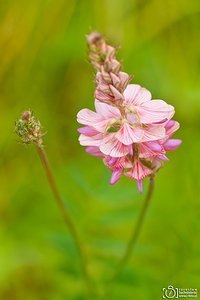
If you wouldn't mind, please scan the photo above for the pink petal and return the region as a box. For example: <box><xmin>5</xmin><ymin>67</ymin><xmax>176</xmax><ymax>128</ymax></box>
<box><xmin>105</xmin><ymin>156</ymin><xmax>132</xmax><ymax>169</ymax></box>
<box><xmin>100</xmin><ymin>135</ymin><xmax>129</xmax><ymax>157</ymax></box>
<box><xmin>118</xmin><ymin>72</ymin><xmax>131</xmax><ymax>90</ymax></box>
<box><xmin>141</xmin><ymin>125</ymin><xmax>166</xmax><ymax>142</ymax></box>
<box><xmin>158</xmin><ymin>154</ymin><xmax>169</xmax><ymax>161</ymax></box>
<box><xmin>95</xmin><ymin>89</ymin><xmax>114</xmax><ymax>102</ymax></box>
<box><xmin>139</xmin><ymin>141</ymin><xmax>164</xmax><ymax>158</ymax></box>
<box><xmin>163</xmin><ymin>139</ymin><xmax>182</xmax><ymax>151</ymax></box>
<box><xmin>137</xmin><ymin>100</ymin><xmax>174</xmax><ymax>124</ymax></box>
<box><xmin>106</xmin><ymin>156</ymin><xmax>132</xmax><ymax>169</ymax></box>
<box><xmin>137</xmin><ymin>180</ymin><xmax>143</xmax><ymax>193</ymax></box>
<box><xmin>110</xmin><ymin>85</ymin><xmax>123</xmax><ymax>101</ymax></box>
<box><xmin>77</xmin><ymin>108</ymin><xmax>100</xmax><ymax>124</ymax></box>
<box><xmin>110</xmin><ymin>169</ymin><xmax>123</xmax><ymax>185</ymax></box>
<box><xmin>85</xmin><ymin>146</ymin><xmax>105</xmax><ymax>158</ymax></box>
<box><xmin>128</xmin><ymin>144</ymin><xmax>134</xmax><ymax>156</ymax></box>
<box><xmin>77</xmin><ymin>126</ymin><xmax>98</xmax><ymax>136</ymax></box>
<box><xmin>77</xmin><ymin>108</ymin><xmax>108</xmax><ymax>132</ymax></box>
<box><xmin>106</xmin><ymin>157</ymin><xmax>118</xmax><ymax>167</ymax></box>
<box><xmin>153</xmin><ymin>118</ymin><xmax>168</xmax><ymax>124</ymax></box>
<box><xmin>165</xmin><ymin>120</ymin><xmax>176</xmax><ymax>131</ymax></box>
<box><xmin>124</xmin><ymin>84</ymin><xmax>152</xmax><ymax>105</ymax></box>
<box><xmin>115</xmin><ymin>122</ymin><xmax>144</xmax><ymax>145</ymax></box>
<box><xmin>125</xmin><ymin>160</ymin><xmax>152</xmax><ymax>180</ymax></box>
<box><xmin>79</xmin><ymin>134</ymin><xmax>102</xmax><ymax>146</ymax></box>
<box><xmin>95</xmin><ymin>100</ymin><xmax>121</xmax><ymax>118</ymax></box>
<box><xmin>165</xmin><ymin>121</ymin><xmax>180</xmax><ymax>138</ymax></box>
<box><xmin>145</xmin><ymin>141</ymin><xmax>162</xmax><ymax>152</ymax></box>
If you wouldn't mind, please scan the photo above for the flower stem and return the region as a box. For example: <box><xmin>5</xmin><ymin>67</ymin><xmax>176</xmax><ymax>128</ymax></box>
<box><xmin>36</xmin><ymin>143</ymin><xmax>93</xmax><ymax>294</ymax></box>
<box><xmin>111</xmin><ymin>176</ymin><xmax>155</xmax><ymax>281</ymax></box>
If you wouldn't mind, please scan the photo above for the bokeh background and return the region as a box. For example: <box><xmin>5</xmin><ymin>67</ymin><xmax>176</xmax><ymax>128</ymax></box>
<box><xmin>0</xmin><ymin>0</ymin><xmax>200</xmax><ymax>299</ymax></box>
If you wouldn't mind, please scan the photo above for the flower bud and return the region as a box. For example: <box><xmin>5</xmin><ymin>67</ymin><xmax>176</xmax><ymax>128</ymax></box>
<box><xmin>109</xmin><ymin>85</ymin><xmax>123</xmax><ymax>101</ymax></box>
<box><xmin>87</xmin><ymin>32</ymin><xmax>103</xmax><ymax>48</ymax></box>
<box><xmin>110</xmin><ymin>169</ymin><xmax>122</xmax><ymax>185</ymax></box>
<box><xmin>15</xmin><ymin>111</ymin><xmax>44</xmax><ymax>145</ymax></box>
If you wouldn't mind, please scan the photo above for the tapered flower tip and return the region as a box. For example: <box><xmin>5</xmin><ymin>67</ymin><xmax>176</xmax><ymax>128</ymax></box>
<box><xmin>163</xmin><ymin>139</ymin><xmax>182</xmax><ymax>151</ymax></box>
<box><xmin>165</xmin><ymin>120</ymin><xmax>176</xmax><ymax>131</ymax></box>
<box><xmin>87</xmin><ymin>32</ymin><xmax>103</xmax><ymax>46</ymax></box>
<box><xmin>110</xmin><ymin>169</ymin><xmax>122</xmax><ymax>185</ymax></box>
<box><xmin>137</xmin><ymin>180</ymin><xmax>143</xmax><ymax>193</ymax></box>
<box><xmin>158</xmin><ymin>154</ymin><xmax>169</xmax><ymax>161</ymax></box>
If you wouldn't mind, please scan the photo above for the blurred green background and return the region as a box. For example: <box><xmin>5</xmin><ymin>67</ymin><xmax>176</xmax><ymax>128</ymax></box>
<box><xmin>0</xmin><ymin>0</ymin><xmax>200</xmax><ymax>299</ymax></box>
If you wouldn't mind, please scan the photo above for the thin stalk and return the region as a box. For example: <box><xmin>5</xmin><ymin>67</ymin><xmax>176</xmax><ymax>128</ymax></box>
<box><xmin>36</xmin><ymin>143</ymin><xmax>93</xmax><ymax>294</ymax></box>
<box><xmin>111</xmin><ymin>176</ymin><xmax>155</xmax><ymax>281</ymax></box>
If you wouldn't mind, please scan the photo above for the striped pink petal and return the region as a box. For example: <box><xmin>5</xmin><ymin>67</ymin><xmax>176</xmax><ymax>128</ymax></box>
<box><xmin>95</xmin><ymin>100</ymin><xmax>121</xmax><ymax>118</ymax></box>
<box><xmin>77</xmin><ymin>108</ymin><xmax>109</xmax><ymax>132</ymax></box>
<box><xmin>124</xmin><ymin>84</ymin><xmax>152</xmax><ymax>105</ymax></box>
<box><xmin>137</xmin><ymin>100</ymin><xmax>174</xmax><ymax>124</ymax></box>
<box><xmin>141</xmin><ymin>125</ymin><xmax>166</xmax><ymax>142</ymax></box>
<box><xmin>105</xmin><ymin>156</ymin><xmax>132</xmax><ymax>169</ymax></box>
<box><xmin>115</xmin><ymin>122</ymin><xmax>144</xmax><ymax>145</ymax></box>
<box><xmin>100</xmin><ymin>135</ymin><xmax>129</xmax><ymax>157</ymax></box>
<box><xmin>125</xmin><ymin>160</ymin><xmax>152</xmax><ymax>180</ymax></box>
<box><xmin>79</xmin><ymin>133</ymin><xmax>102</xmax><ymax>146</ymax></box>
<box><xmin>106</xmin><ymin>157</ymin><xmax>118</xmax><ymax>167</ymax></box>
<box><xmin>139</xmin><ymin>141</ymin><xmax>164</xmax><ymax>158</ymax></box>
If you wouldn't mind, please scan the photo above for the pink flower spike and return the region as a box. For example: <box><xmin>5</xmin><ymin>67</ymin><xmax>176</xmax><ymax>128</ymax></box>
<box><xmin>137</xmin><ymin>180</ymin><xmax>143</xmax><ymax>193</ymax></box>
<box><xmin>110</xmin><ymin>169</ymin><xmax>123</xmax><ymax>185</ymax></box>
<box><xmin>158</xmin><ymin>154</ymin><xmax>169</xmax><ymax>161</ymax></box>
<box><xmin>77</xmin><ymin>32</ymin><xmax>181</xmax><ymax>193</ymax></box>
<box><xmin>163</xmin><ymin>139</ymin><xmax>182</xmax><ymax>151</ymax></box>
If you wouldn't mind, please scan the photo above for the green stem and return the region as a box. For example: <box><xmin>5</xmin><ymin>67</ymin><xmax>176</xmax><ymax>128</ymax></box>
<box><xmin>111</xmin><ymin>176</ymin><xmax>155</xmax><ymax>281</ymax></box>
<box><xmin>36</xmin><ymin>143</ymin><xmax>93</xmax><ymax>294</ymax></box>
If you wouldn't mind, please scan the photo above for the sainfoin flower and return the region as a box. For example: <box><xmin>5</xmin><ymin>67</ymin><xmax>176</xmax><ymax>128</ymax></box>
<box><xmin>77</xmin><ymin>32</ymin><xmax>181</xmax><ymax>192</ymax></box>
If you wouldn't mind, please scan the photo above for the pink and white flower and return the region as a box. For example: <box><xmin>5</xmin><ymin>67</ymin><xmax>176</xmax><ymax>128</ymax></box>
<box><xmin>77</xmin><ymin>84</ymin><xmax>174</xmax><ymax>158</ymax></box>
<box><xmin>77</xmin><ymin>34</ymin><xmax>181</xmax><ymax>193</ymax></box>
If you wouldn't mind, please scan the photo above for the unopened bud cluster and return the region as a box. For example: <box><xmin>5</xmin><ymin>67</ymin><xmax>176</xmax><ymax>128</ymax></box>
<box><xmin>15</xmin><ymin>111</ymin><xmax>43</xmax><ymax>145</ymax></box>
<box><xmin>87</xmin><ymin>32</ymin><xmax>131</xmax><ymax>106</ymax></box>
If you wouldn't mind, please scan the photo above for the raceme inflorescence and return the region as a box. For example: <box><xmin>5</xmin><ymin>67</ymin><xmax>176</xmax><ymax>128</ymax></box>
<box><xmin>77</xmin><ymin>32</ymin><xmax>181</xmax><ymax>192</ymax></box>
